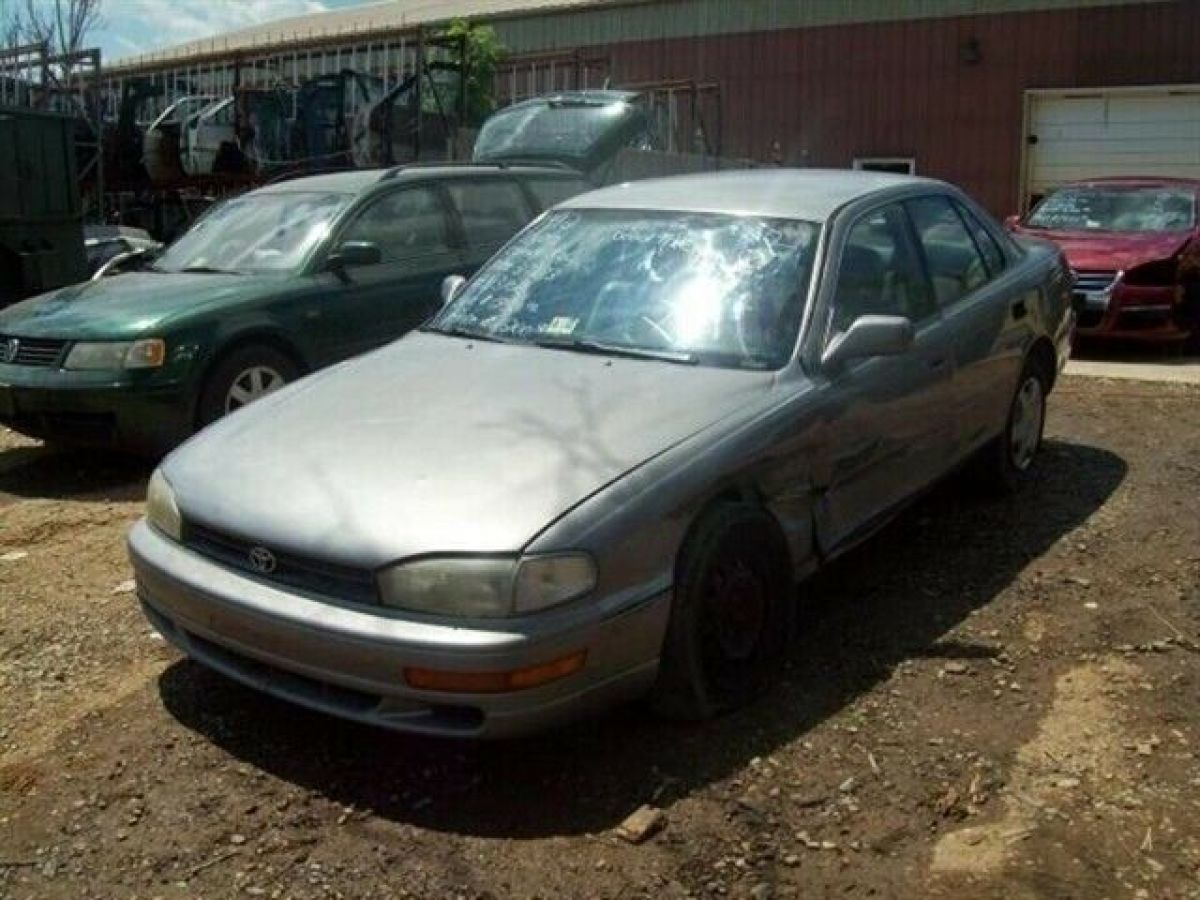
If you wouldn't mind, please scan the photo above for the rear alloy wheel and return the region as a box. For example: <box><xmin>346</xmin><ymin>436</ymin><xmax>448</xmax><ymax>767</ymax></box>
<box><xmin>981</xmin><ymin>355</ymin><xmax>1050</xmax><ymax>494</ymax></box>
<box><xmin>198</xmin><ymin>345</ymin><xmax>299</xmax><ymax>427</ymax></box>
<box><xmin>651</xmin><ymin>504</ymin><xmax>792</xmax><ymax>720</ymax></box>
<box><xmin>1009</xmin><ymin>374</ymin><xmax>1045</xmax><ymax>473</ymax></box>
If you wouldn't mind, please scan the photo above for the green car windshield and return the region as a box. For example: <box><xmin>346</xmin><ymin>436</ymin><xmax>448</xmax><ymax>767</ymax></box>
<box><xmin>153</xmin><ymin>192</ymin><xmax>351</xmax><ymax>275</ymax></box>
<box><xmin>430</xmin><ymin>209</ymin><xmax>820</xmax><ymax>370</ymax></box>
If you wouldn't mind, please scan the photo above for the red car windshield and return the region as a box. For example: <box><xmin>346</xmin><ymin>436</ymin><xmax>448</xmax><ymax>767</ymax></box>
<box><xmin>1027</xmin><ymin>185</ymin><xmax>1196</xmax><ymax>233</ymax></box>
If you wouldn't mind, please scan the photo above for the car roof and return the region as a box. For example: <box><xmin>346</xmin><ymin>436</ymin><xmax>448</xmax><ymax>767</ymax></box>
<box><xmin>558</xmin><ymin>169</ymin><xmax>941</xmax><ymax>222</ymax></box>
<box><xmin>252</xmin><ymin>164</ymin><xmax>585</xmax><ymax>196</ymax></box>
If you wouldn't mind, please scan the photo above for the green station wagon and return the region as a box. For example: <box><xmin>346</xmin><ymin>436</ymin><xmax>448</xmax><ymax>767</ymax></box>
<box><xmin>0</xmin><ymin>164</ymin><xmax>589</xmax><ymax>453</ymax></box>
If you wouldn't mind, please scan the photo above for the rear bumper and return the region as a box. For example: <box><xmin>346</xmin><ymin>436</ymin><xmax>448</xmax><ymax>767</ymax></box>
<box><xmin>0</xmin><ymin>365</ymin><xmax>191</xmax><ymax>453</ymax></box>
<box><xmin>128</xmin><ymin>520</ymin><xmax>669</xmax><ymax>738</ymax></box>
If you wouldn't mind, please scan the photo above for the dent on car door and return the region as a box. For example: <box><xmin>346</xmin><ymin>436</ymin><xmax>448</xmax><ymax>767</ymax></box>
<box><xmin>905</xmin><ymin>195</ymin><xmax>1026</xmax><ymax>457</ymax></box>
<box><xmin>328</xmin><ymin>185</ymin><xmax>465</xmax><ymax>357</ymax></box>
<box><xmin>814</xmin><ymin>203</ymin><xmax>957</xmax><ymax>556</ymax></box>
<box><xmin>444</xmin><ymin>178</ymin><xmax>536</xmax><ymax>270</ymax></box>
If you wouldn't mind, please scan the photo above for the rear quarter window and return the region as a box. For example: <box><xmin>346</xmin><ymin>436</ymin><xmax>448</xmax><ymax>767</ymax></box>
<box><xmin>525</xmin><ymin>176</ymin><xmax>593</xmax><ymax>211</ymax></box>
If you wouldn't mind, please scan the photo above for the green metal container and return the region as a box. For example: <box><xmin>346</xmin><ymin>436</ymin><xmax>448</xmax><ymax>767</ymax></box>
<box><xmin>0</xmin><ymin>105</ymin><xmax>88</xmax><ymax>306</ymax></box>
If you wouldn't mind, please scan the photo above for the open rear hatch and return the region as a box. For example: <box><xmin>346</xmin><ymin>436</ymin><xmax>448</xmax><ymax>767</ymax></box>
<box><xmin>472</xmin><ymin>90</ymin><xmax>651</xmax><ymax>175</ymax></box>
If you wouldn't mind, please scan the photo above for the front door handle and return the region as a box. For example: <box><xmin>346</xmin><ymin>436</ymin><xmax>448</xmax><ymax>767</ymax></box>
<box><xmin>1012</xmin><ymin>299</ymin><xmax>1029</xmax><ymax>320</ymax></box>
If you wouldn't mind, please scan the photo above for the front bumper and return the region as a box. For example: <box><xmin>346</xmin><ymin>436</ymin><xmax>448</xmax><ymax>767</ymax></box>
<box><xmin>128</xmin><ymin>520</ymin><xmax>669</xmax><ymax>738</ymax></box>
<box><xmin>1074</xmin><ymin>284</ymin><xmax>1195</xmax><ymax>342</ymax></box>
<box><xmin>0</xmin><ymin>364</ymin><xmax>191</xmax><ymax>453</ymax></box>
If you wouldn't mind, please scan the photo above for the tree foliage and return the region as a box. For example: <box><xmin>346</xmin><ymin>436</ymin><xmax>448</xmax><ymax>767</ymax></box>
<box><xmin>439</xmin><ymin>18</ymin><xmax>504</xmax><ymax>126</ymax></box>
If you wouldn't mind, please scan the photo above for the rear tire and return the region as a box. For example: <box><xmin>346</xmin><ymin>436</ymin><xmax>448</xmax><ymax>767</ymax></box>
<box><xmin>197</xmin><ymin>344</ymin><xmax>299</xmax><ymax>428</ymax></box>
<box><xmin>980</xmin><ymin>354</ymin><xmax>1050</xmax><ymax>495</ymax></box>
<box><xmin>651</xmin><ymin>504</ymin><xmax>793</xmax><ymax>720</ymax></box>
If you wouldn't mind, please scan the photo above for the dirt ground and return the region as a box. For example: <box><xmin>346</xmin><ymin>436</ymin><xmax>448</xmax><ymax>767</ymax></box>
<box><xmin>1</xmin><ymin>373</ymin><xmax>1198</xmax><ymax>900</ymax></box>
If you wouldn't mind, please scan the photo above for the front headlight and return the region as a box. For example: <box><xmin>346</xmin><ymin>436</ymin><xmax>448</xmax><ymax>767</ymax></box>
<box><xmin>145</xmin><ymin>468</ymin><xmax>182</xmax><ymax>541</ymax></box>
<box><xmin>377</xmin><ymin>553</ymin><xmax>596</xmax><ymax>618</ymax></box>
<box><xmin>64</xmin><ymin>338</ymin><xmax>166</xmax><ymax>370</ymax></box>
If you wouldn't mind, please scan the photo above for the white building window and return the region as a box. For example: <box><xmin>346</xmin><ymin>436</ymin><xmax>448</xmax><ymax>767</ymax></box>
<box><xmin>853</xmin><ymin>157</ymin><xmax>916</xmax><ymax>175</ymax></box>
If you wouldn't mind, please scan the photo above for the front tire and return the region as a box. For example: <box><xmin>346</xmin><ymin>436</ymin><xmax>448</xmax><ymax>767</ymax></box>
<box><xmin>197</xmin><ymin>344</ymin><xmax>299</xmax><ymax>427</ymax></box>
<box><xmin>651</xmin><ymin>504</ymin><xmax>793</xmax><ymax>720</ymax></box>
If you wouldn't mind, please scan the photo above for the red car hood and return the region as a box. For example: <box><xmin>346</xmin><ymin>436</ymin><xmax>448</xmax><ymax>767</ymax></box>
<box><xmin>1017</xmin><ymin>227</ymin><xmax>1191</xmax><ymax>272</ymax></box>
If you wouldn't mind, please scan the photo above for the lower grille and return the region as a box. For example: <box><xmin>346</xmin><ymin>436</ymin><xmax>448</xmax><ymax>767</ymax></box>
<box><xmin>185</xmin><ymin>627</ymin><xmax>381</xmax><ymax>714</ymax></box>
<box><xmin>1072</xmin><ymin>270</ymin><xmax>1118</xmax><ymax>294</ymax></box>
<box><xmin>184</xmin><ymin>522</ymin><xmax>378</xmax><ymax>606</ymax></box>
<box><xmin>0</xmin><ymin>335</ymin><xmax>68</xmax><ymax>367</ymax></box>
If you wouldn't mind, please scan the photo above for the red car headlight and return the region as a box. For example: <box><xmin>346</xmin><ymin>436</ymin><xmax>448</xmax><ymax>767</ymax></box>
<box><xmin>1122</xmin><ymin>257</ymin><xmax>1179</xmax><ymax>287</ymax></box>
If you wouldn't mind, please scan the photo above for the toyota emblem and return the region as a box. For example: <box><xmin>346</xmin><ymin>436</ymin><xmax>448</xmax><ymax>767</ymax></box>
<box><xmin>1</xmin><ymin>338</ymin><xmax>17</xmax><ymax>364</ymax></box>
<box><xmin>248</xmin><ymin>545</ymin><xmax>277</xmax><ymax>574</ymax></box>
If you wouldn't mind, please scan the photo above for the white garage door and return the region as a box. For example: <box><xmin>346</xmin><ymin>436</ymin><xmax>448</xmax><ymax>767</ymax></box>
<box><xmin>1024</xmin><ymin>86</ymin><xmax>1200</xmax><ymax>206</ymax></box>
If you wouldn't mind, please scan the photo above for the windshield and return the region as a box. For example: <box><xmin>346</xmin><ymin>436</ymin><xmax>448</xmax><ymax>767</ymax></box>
<box><xmin>1027</xmin><ymin>185</ymin><xmax>1196</xmax><ymax>233</ymax></box>
<box><xmin>153</xmin><ymin>192</ymin><xmax>350</xmax><ymax>275</ymax></box>
<box><xmin>429</xmin><ymin>209</ymin><xmax>820</xmax><ymax>369</ymax></box>
<box><xmin>474</xmin><ymin>100</ymin><xmax>637</xmax><ymax>162</ymax></box>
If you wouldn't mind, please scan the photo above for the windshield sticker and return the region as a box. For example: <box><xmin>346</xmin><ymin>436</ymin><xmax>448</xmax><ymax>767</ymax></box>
<box><xmin>545</xmin><ymin>316</ymin><xmax>579</xmax><ymax>336</ymax></box>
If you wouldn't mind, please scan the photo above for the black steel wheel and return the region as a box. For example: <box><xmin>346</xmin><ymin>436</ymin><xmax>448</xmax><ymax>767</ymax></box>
<box><xmin>652</xmin><ymin>503</ymin><xmax>793</xmax><ymax>720</ymax></box>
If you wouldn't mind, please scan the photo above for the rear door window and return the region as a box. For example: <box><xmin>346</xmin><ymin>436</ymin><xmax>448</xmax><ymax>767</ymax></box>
<box><xmin>906</xmin><ymin>195</ymin><xmax>990</xmax><ymax>307</ymax></box>
<box><xmin>445</xmin><ymin>179</ymin><xmax>533</xmax><ymax>248</ymax></box>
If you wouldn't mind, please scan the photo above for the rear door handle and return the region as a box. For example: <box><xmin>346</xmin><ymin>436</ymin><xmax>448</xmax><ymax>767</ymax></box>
<box><xmin>1012</xmin><ymin>299</ymin><xmax>1029</xmax><ymax>320</ymax></box>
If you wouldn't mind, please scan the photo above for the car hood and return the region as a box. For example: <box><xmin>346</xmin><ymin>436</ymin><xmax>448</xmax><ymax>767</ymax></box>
<box><xmin>0</xmin><ymin>272</ymin><xmax>278</xmax><ymax>340</ymax></box>
<box><xmin>1017</xmin><ymin>227</ymin><xmax>1192</xmax><ymax>272</ymax></box>
<box><xmin>166</xmin><ymin>333</ymin><xmax>775</xmax><ymax>568</ymax></box>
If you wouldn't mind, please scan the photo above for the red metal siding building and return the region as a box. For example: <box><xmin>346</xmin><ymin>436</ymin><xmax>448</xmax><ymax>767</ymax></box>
<box><xmin>498</xmin><ymin>0</ymin><xmax>1200</xmax><ymax>215</ymax></box>
<box><xmin>106</xmin><ymin>0</ymin><xmax>1200</xmax><ymax>217</ymax></box>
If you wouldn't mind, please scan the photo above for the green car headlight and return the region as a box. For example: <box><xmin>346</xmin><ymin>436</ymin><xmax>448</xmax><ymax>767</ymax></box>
<box><xmin>64</xmin><ymin>338</ymin><xmax>166</xmax><ymax>370</ymax></box>
<box><xmin>145</xmin><ymin>468</ymin><xmax>182</xmax><ymax>541</ymax></box>
<box><xmin>377</xmin><ymin>553</ymin><xmax>596</xmax><ymax>618</ymax></box>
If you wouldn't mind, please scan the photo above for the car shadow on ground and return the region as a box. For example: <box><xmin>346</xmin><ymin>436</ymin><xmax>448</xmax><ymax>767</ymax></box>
<box><xmin>157</xmin><ymin>438</ymin><xmax>1126</xmax><ymax>840</ymax></box>
<box><xmin>1072</xmin><ymin>338</ymin><xmax>1200</xmax><ymax>364</ymax></box>
<box><xmin>0</xmin><ymin>442</ymin><xmax>150</xmax><ymax>502</ymax></box>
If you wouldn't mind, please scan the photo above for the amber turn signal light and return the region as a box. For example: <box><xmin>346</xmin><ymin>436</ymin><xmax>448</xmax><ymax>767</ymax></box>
<box><xmin>404</xmin><ymin>650</ymin><xmax>587</xmax><ymax>694</ymax></box>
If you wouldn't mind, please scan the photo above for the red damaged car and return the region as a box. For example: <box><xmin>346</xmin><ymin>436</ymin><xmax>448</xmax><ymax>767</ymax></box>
<box><xmin>1010</xmin><ymin>178</ymin><xmax>1200</xmax><ymax>344</ymax></box>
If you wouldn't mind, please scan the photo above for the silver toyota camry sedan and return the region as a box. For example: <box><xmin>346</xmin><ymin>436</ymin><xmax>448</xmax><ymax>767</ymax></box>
<box><xmin>129</xmin><ymin>170</ymin><xmax>1074</xmax><ymax>738</ymax></box>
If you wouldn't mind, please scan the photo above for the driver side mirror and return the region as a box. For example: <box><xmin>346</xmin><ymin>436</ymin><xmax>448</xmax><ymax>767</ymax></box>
<box><xmin>326</xmin><ymin>241</ymin><xmax>382</xmax><ymax>276</ymax></box>
<box><xmin>821</xmin><ymin>315</ymin><xmax>915</xmax><ymax>373</ymax></box>
<box><xmin>441</xmin><ymin>274</ymin><xmax>467</xmax><ymax>306</ymax></box>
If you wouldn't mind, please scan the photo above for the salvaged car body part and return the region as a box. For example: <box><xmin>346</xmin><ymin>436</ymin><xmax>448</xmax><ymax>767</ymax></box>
<box><xmin>143</xmin><ymin>95</ymin><xmax>217</xmax><ymax>184</ymax></box>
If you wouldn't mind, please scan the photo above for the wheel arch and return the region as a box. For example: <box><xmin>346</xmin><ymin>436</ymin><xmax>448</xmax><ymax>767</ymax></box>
<box><xmin>1026</xmin><ymin>334</ymin><xmax>1058</xmax><ymax>390</ymax></box>
<box><xmin>675</xmin><ymin>482</ymin><xmax>795</xmax><ymax>584</ymax></box>
<box><xmin>192</xmin><ymin>329</ymin><xmax>311</xmax><ymax>427</ymax></box>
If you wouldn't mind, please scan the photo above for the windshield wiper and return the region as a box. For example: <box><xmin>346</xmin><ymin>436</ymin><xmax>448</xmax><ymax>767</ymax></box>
<box><xmin>177</xmin><ymin>265</ymin><xmax>241</xmax><ymax>275</ymax></box>
<box><xmin>532</xmin><ymin>337</ymin><xmax>698</xmax><ymax>365</ymax></box>
<box><xmin>422</xmin><ymin>325</ymin><xmax>510</xmax><ymax>344</ymax></box>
